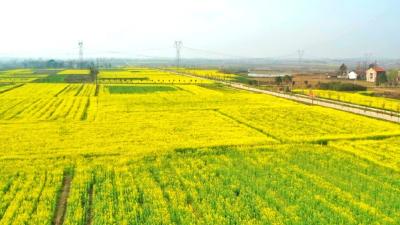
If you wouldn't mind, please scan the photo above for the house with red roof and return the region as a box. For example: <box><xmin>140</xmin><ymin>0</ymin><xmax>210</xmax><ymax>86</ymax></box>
<box><xmin>366</xmin><ymin>66</ymin><xmax>386</xmax><ymax>83</ymax></box>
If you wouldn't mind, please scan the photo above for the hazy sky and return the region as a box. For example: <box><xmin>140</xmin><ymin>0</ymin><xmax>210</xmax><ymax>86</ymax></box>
<box><xmin>0</xmin><ymin>0</ymin><xmax>399</xmax><ymax>59</ymax></box>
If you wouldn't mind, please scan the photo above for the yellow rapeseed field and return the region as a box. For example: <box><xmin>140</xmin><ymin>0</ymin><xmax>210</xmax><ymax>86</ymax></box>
<box><xmin>0</xmin><ymin>68</ymin><xmax>399</xmax><ymax>224</ymax></box>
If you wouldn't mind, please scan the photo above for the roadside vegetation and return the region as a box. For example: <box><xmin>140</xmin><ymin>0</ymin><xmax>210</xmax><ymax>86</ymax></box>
<box><xmin>293</xmin><ymin>89</ymin><xmax>400</xmax><ymax>112</ymax></box>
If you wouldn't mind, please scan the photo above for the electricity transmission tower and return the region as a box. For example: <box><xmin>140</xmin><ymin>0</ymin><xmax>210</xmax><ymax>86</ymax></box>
<box><xmin>78</xmin><ymin>41</ymin><xmax>83</xmax><ymax>68</ymax></box>
<box><xmin>297</xmin><ymin>49</ymin><xmax>305</xmax><ymax>65</ymax></box>
<box><xmin>174</xmin><ymin>41</ymin><xmax>183</xmax><ymax>68</ymax></box>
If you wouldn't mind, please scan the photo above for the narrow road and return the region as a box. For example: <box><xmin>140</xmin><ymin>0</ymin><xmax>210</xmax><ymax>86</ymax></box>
<box><xmin>292</xmin><ymin>93</ymin><xmax>400</xmax><ymax>116</ymax></box>
<box><xmin>165</xmin><ymin>69</ymin><xmax>400</xmax><ymax>124</ymax></box>
<box><xmin>229</xmin><ymin>83</ymin><xmax>400</xmax><ymax>123</ymax></box>
<box><xmin>53</xmin><ymin>174</ymin><xmax>72</xmax><ymax>225</ymax></box>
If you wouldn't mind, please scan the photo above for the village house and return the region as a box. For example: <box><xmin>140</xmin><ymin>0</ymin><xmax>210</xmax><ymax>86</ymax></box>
<box><xmin>366</xmin><ymin>66</ymin><xmax>386</xmax><ymax>83</ymax></box>
<box><xmin>347</xmin><ymin>71</ymin><xmax>358</xmax><ymax>80</ymax></box>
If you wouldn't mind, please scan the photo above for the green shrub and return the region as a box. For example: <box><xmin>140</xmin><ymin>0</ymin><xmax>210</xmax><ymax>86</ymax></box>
<box><xmin>108</xmin><ymin>85</ymin><xmax>177</xmax><ymax>94</ymax></box>
<box><xmin>318</xmin><ymin>82</ymin><xmax>367</xmax><ymax>91</ymax></box>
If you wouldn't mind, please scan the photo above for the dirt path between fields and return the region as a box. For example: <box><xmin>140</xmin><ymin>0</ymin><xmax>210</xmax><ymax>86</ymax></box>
<box><xmin>85</xmin><ymin>183</ymin><xmax>94</xmax><ymax>225</ymax></box>
<box><xmin>52</xmin><ymin>174</ymin><xmax>72</xmax><ymax>225</ymax></box>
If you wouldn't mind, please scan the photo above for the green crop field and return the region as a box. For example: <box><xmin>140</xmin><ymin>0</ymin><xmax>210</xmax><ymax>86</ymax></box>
<box><xmin>0</xmin><ymin>68</ymin><xmax>399</xmax><ymax>224</ymax></box>
<box><xmin>108</xmin><ymin>85</ymin><xmax>177</xmax><ymax>94</ymax></box>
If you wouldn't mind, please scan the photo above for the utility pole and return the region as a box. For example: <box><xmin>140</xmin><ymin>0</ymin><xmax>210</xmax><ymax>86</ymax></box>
<box><xmin>78</xmin><ymin>41</ymin><xmax>83</xmax><ymax>68</ymax></box>
<box><xmin>364</xmin><ymin>53</ymin><xmax>372</xmax><ymax>67</ymax></box>
<box><xmin>362</xmin><ymin>53</ymin><xmax>372</xmax><ymax>80</ymax></box>
<box><xmin>174</xmin><ymin>41</ymin><xmax>183</xmax><ymax>68</ymax></box>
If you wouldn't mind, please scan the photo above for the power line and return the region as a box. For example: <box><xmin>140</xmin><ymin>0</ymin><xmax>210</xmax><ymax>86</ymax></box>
<box><xmin>174</xmin><ymin>41</ymin><xmax>183</xmax><ymax>68</ymax></box>
<box><xmin>182</xmin><ymin>46</ymin><xmax>247</xmax><ymax>59</ymax></box>
<box><xmin>78</xmin><ymin>41</ymin><xmax>83</xmax><ymax>68</ymax></box>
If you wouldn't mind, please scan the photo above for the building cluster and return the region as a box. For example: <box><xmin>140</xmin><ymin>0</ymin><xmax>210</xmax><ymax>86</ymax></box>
<box><xmin>337</xmin><ymin>64</ymin><xmax>400</xmax><ymax>84</ymax></box>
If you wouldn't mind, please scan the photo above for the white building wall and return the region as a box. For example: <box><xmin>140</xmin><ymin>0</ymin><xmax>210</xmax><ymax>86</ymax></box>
<box><xmin>366</xmin><ymin>69</ymin><xmax>377</xmax><ymax>82</ymax></box>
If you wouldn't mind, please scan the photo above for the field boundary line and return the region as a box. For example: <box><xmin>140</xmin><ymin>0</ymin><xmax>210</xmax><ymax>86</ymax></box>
<box><xmin>0</xmin><ymin>83</ymin><xmax>25</xmax><ymax>94</ymax></box>
<box><xmin>312</xmin><ymin>132</ymin><xmax>400</xmax><ymax>145</ymax></box>
<box><xmin>29</xmin><ymin>172</ymin><xmax>48</xmax><ymax>218</ymax></box>
<box><xmin>94</xmin><ymin>84</ymin><xmax>100</xmax><ymax>97</ymax></box>
<box><xmin>0</xmin><ymin>99</ymin><xmax>30</xmax><ymax>118</ymax></box>
<box><xmin>85</xmin><ymin>182</ymin><xmax>94</xmax><ymax>225</ymax></box>
<box><xmin>328</xmin><ymin>144</ymin><xmax>400</xmax><ymax>173</ymax></box>
<box><xmin>75</xmin><ymin>84</ymin><xmax>85</xmax><ymax>97</ymax></box>
<box><xmin>4</xmin><ymin>98</ymin><xmax>43</xmax><ymax>120</ymax></box>
<box><xmin>54</xmin><ymin>85</ymin><xmax>71</xmax><ymax>97</ymax></box>
<box><xmin>80</xmin><ymin>98</ymin><xmax>91</xmax><ymax>121</ymax></box>
<box><xmin>52</xmin><ymin>171</ymin><xmax>73</xmax><ymax>225</ymax></box>
<box><xmin>214</xmin><ymin>109</ymin><xmax>281</xmax><ymax>143</ymax></box>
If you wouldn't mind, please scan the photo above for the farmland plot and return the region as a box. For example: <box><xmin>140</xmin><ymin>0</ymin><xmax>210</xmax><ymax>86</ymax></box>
<box><xmin>294</xmin><ymin>89</ymin><xmax>400</xmax><ymax>112</ymax></box>
<box><xmin>0</xmin><ymin>68</ymin><xmax>399</xmax><ymax>224</ymax></box>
